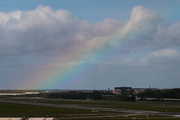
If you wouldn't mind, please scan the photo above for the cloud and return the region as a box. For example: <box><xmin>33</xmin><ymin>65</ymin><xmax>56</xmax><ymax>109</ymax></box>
<box><xmin>1</xmin><ymin>5</ymin><xmax>180</xmax><ymax>89</ymax></box>
<box><xmin>153</xmin><ymin>21</ymin><xmax>180</xmax><ymax>47</ymax></box>
<box><xmin>110</xmin><ymin>6</ymin><xmax>180</xmax><ymax>54</ymax></box>
<box><xmin>111</xmin><ymin>6</ymin><xmax>162</xmax><ymax>49</ymax></box>
<box><xmin>137</xmin><ymin>48</ymin><xmax>180</xmax><ymax>66</ymax></box>
<box><xmin>1</xmin><ymin>5</ymin><xmax>180</xmax><ymax>57</ymax></box>
<box><xmin>0</xmin><ymin>5</ymin><xmax>121</xmax><ymax>57</ymax></box>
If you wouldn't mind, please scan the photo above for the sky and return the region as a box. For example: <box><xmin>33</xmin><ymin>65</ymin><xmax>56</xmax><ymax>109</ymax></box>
<box><xmin>0</xmin><ymin>0</ymin><xmax>180</xmax><ymax>90</ymax></box>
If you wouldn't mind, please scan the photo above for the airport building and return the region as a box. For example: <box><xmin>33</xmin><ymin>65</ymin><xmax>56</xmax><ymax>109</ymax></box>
<box><xmin>113</xmin><ymin>87</ymin><xmax>134</xmax><ymax>95</ymax></box>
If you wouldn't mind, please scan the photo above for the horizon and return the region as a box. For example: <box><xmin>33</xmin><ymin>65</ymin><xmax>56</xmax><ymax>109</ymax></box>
<box><xmin>0</xmin><ymin>86</ymin><xmax>178</xmax><ymax>91</ymax></box>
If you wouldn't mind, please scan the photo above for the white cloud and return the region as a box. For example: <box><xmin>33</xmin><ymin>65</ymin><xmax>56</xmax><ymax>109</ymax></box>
<box><xmin>111</xmin><ymin>6</ymin><xmax>162</xmax><ymax>48</ymax></box>
<box><xmin>137</xmin><ymin>48</ymin><xmax>180</xmax><ymax>66</ymax></box>
<box><xmin>0</xmin><ymin>5</ymin><xmax>121</xmax><ymax>57</ymax></box>
<box><xmin>1</xmin><ymin>5</ymin><xmax>180</xmax><ymax>58</ymax></box>
<box><xmin>110</xmin><ymin>6</ymin><xmax>180</xmax><ymax>53</ymax></box>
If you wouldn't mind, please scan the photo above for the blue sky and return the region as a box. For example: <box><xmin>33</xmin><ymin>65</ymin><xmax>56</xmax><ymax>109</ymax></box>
<box><xmin>1</xmin><ymin>0</ymin><xmax>180</xmax><ymax>23</ymax></box>
<box><xmin>0</xmin><ymin>0</ymin><xmax>180</xmax><ymax>89</ymax></box>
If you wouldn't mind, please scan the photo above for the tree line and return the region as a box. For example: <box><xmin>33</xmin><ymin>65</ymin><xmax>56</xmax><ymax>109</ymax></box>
<box><xmin>138</xmin><ymin>88</ymin><xmax>180</xmax><ymax>99</ymax></box>
<box><xmin>40</xmin><ymin>91</ymin><xmax>108</xmax><ymax>100</ymax></box>
<box><xmin>39</xmin><ymin>91</ymin><xmax>135</xmax><ymax>101</ymax></box>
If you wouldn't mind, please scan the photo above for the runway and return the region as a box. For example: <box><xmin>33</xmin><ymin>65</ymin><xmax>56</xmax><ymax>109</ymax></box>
<box><xmin>0</xmin><ymin>99</ymin><xmax>180</xmax><ymax>118</ymax></box>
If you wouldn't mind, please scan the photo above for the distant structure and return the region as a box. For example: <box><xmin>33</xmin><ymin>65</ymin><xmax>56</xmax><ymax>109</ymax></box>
<box><xmin>133</xmin><ymin>88</ymin><xmax>146</xmax><ymax>95</ymax></box>
<box><xmin>133</xmin><ymin>87</ymin><xmax>157</xmax><ymax>95</ymax></box>
<box><xmin>112</xmin><ymin>89</ymin><xmax>122</xmax><ymax>95</ymax></box>
<box><xmin>0</xmin><ymin>92</ymin><xmax>40</xmax><ymax>96</ymax></box>
<box><xmin>113</xmin><ymin>87</ymin><xmax>158</xmax><ymax>96</ymax></box>
<box><xmin>113</xmin><ymin>87</ymin><xmax>133</xmax><ymax>95</ymax></box>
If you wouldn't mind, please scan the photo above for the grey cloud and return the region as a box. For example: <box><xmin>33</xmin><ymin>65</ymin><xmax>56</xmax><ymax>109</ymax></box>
<box><xmin>1</xmin><ymin>5</ymin><xmax>180</xmax><ymax>57</ymax></box>
<box><xmin>153</xmin><ymin>22</ymin><xmax>180</xmax><ymax>47</ymax></box>
<box><xmin>0</xmin><ymin>5</ymin><xmax>121</xmax><ymax>56</ymax></box>
<box><xmin>111</xmin><ymin>6</ymin><xmax>180</xmax><ymax>53</ymax></box>
<box><xmin>136</xmin><ymin>48</ymin><xmax>180</xmax><ymax>67</ymax></box>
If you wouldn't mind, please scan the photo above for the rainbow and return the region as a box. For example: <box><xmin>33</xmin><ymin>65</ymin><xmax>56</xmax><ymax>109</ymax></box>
<box><xmin>21</xmin><ymin>17</ymin><xmax>147</xmax><ymax>89</ymax></box>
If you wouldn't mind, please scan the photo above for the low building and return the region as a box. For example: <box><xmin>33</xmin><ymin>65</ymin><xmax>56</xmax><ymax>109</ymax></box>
<box><xmin>114</xmin><ymin>87</ymin><xmax>133</xmax><ymax>95</ymax></box>
<box><xmin>133</xmin><ymin>88</ymin><xmax>157</xmax><ymax>95</ymax></box>
<box><xmin>112</xmin><ymin>89</ymin><xmax>122</xmax><ymax>95</ymax></box>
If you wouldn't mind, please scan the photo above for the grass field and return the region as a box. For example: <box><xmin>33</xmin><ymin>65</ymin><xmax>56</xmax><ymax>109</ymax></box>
<box><xmin>0</xmin><ymin>102</ymin><xmax>102</xmax><ymax>115</ymax></box>
<box><xmin>0</xmin><ymin>98</ymin><xmax>180</xmax><ymax>120</ymax></box>
<box><xmin>3</xmin><ymin>98</ymin><xmax>180</xmax><ymax>112</ymax></box>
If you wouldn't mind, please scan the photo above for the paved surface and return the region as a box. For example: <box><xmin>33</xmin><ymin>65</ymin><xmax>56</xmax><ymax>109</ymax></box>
<box><xmin>0</xmin><ymin>100</ymin><xmax>180</xmax><ymax>118</ymax></box>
